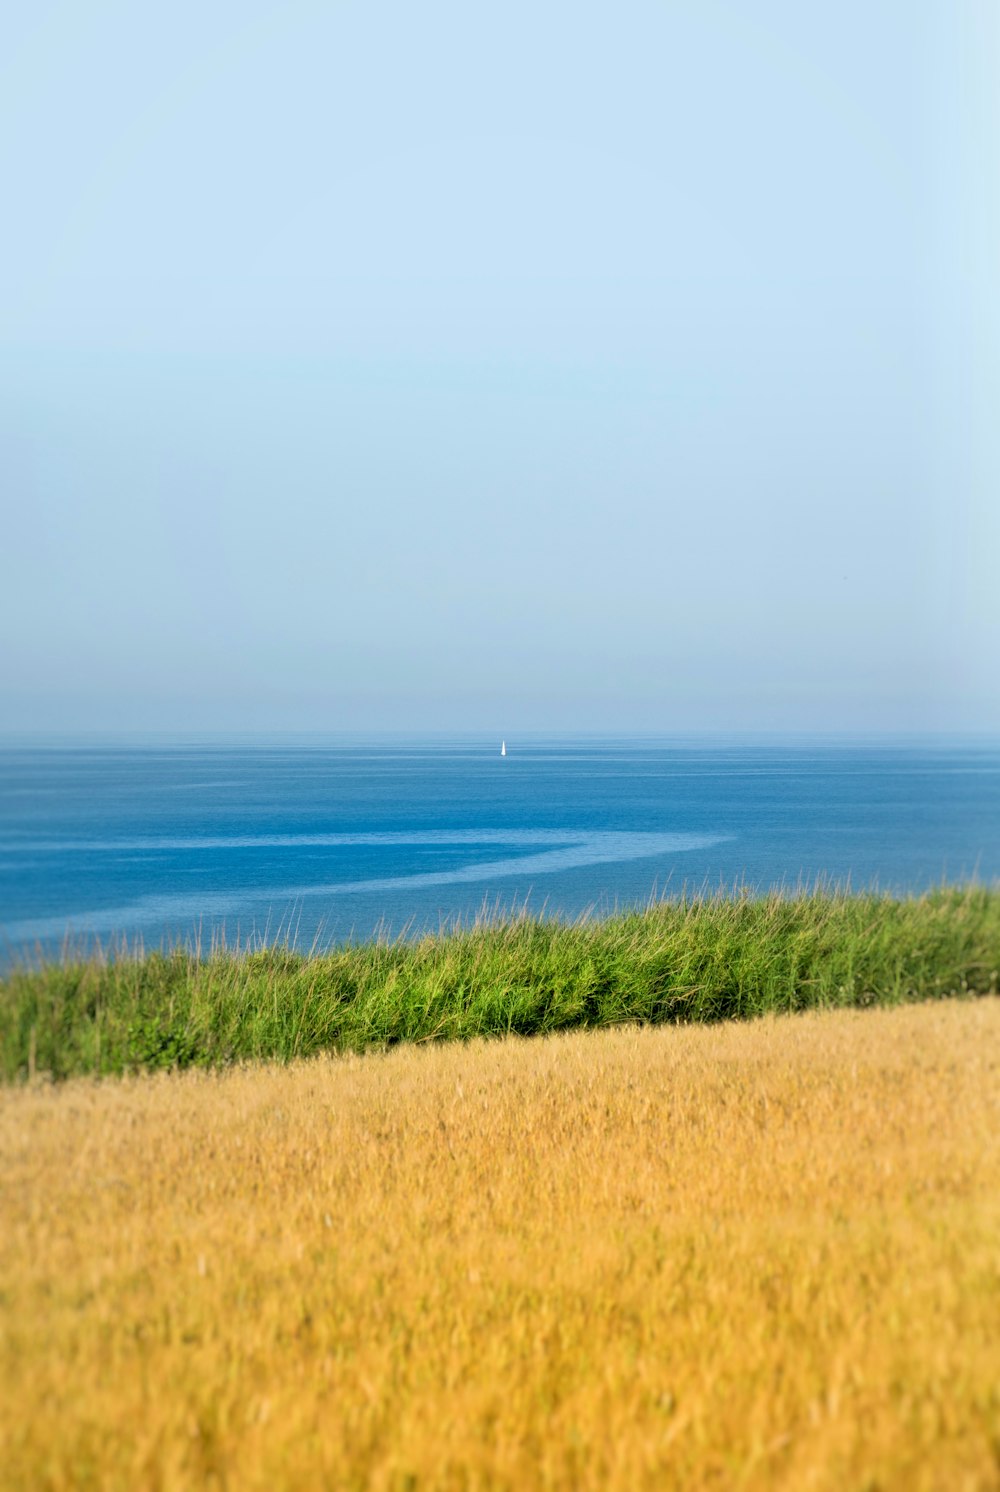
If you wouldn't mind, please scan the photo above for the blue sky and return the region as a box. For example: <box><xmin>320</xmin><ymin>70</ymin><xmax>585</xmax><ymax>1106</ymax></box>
<box><xmin>2</xmin><ymin>1</ymin><xmax>998</xmax><ymax>735</ymax></box>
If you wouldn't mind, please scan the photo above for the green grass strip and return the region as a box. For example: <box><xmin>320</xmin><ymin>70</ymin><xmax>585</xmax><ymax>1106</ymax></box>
<box><xmin>3</xmin><ymin>885</ymin><xmax>999</xmax><ymax>1082</ymax></box>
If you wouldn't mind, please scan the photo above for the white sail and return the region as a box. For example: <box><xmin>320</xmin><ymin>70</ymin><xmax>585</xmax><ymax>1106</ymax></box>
<box><xmin>500</xmin><ymin>740</ymin><xmax>506</xmax><ymax>756</ymax></box>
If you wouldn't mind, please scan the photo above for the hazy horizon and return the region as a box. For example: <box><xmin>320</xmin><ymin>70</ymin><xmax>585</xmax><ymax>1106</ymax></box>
<box><xmin>4</xmin><ymin>1</ymin><xmax>998</xmax><ymax>736</ymax></box>
<box><xmin>2</xmin><ymin>728</ymin><xmax>999</xmax><ymax>751</ymax></box>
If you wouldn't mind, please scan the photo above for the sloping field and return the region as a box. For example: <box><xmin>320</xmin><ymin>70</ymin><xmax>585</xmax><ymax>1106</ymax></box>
<box><xmin>4</xmin><ymin>886</ymin><xmax>999</xmax><ymax>1081</ymax></box>
<box><xmin>1</xmin><ymin>999</ymin><xmax>998</xmax><ymax>1490</ymax></box>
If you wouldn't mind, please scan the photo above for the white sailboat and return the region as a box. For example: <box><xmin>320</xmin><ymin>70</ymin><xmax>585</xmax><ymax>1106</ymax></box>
<box><xmin>500</xmin><ymin>739</ymin><xmax>506</xmax><ymax>757</ymax></box>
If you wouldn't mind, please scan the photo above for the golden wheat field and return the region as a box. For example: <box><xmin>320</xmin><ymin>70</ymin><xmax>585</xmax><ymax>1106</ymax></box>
<box><xmin>1</xmin><ymin>1000</ymin><xmax>999</xmax><ymax>1492</ymax></box>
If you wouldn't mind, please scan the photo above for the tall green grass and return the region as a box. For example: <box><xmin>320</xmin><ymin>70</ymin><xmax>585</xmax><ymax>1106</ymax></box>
<box><xmin>2</xmin><ymin>885</ymin><xmax>998</xmax><ymax>1082</ymax></box>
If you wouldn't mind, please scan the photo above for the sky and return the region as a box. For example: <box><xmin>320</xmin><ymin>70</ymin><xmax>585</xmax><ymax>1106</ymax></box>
<box><xmin>2</xmin><ymin>0</ymin><xmax>998</xmax><ymax>736</ymax></box>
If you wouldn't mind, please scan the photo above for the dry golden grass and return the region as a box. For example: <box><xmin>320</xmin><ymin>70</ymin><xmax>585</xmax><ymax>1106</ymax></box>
<box><xmin>1</xmin><ymin>1001</ymin><xmax>999</xmax><ymax>1491</ymax></box>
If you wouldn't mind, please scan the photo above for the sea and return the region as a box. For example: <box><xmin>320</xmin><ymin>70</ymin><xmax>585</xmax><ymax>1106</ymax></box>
<box><xmin>1</xmin><ymin>736</ymin><xmax>998</xmax><ymax>962</ymax></box>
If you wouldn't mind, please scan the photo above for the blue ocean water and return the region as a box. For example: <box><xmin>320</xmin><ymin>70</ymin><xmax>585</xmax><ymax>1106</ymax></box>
<box><xmin>1</xmin><ymin>737</ymin><xmax>998</xmax><ymax>959</ymax></box>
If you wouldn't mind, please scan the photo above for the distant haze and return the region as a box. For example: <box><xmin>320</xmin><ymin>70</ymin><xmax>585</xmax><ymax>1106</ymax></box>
<box><xmin>2</xmin><ymin>1</ymin><xmax>998</xmax><ymax>736</ymax></box>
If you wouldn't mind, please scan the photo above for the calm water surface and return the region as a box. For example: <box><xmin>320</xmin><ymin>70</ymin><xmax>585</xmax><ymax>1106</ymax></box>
<box><xmin>1</xmin><ymin>737</ymin><xmax>998</xmax><ymax>958</ymax></box>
